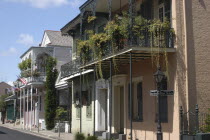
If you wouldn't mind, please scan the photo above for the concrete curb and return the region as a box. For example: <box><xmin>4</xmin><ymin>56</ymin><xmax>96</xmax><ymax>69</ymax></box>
<box><xmin>0</xmin><ymin>124</ymin><xmax>62</xmax><ymax>140</ymax></box>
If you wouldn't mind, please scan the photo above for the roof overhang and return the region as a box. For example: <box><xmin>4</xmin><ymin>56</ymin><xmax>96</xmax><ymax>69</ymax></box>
<box><xmin>61</xmin><ymin>14</ymin><xmax>80</xmax><ymax>35</ymax></box>
<box><xmin>61</xmin><ymin>69</ymin><xmax>94</xmax><ymax>81</ymax></box>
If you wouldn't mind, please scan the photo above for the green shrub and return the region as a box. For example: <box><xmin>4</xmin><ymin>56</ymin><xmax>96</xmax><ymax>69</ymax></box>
<box><xmin>75</xmin><ymin>133</ymin><xmax>85</xmax><ymax>140</ymax></box>
<box><xmin>55</xmin><ymin>107</ymin><xmax>68</xmax><ymax>121</ymax></box>
<box><xmin>86</xmin><ymin>136</ymin><xmax>98</xmax><ymax>140</ymax></box>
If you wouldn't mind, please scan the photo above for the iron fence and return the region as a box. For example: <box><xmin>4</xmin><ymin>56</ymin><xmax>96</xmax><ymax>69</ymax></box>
<box><xmin>180</xmin><ymin>105</ymin><xmax>210</xmax><ymax>140</ymax></box>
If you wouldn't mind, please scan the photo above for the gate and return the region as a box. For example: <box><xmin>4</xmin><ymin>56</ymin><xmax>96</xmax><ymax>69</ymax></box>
<box><xmin>180</xmin><ymin>105</ymin><xmax>210</xmax><ymax>140</ymax></box>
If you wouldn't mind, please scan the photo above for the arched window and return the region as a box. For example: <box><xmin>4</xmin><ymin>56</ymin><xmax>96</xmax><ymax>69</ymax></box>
<box><xmin>36</xmin><ymin>53</ymin><xmax>49</xmax><ymax>74</ymax></box>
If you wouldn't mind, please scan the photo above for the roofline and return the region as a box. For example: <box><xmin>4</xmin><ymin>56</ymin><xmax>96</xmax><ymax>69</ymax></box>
<box><xmin>60</xmin><ymin>14</ymin><xmax>80</xmax><ymax>33</ymax></box>
<box><xmin>20</xmin><ymin>45</ymin><xmax>72</xmax><ymax>59</ymax></box>
<box><xmin>20</xmin><ymin>46</ymin><xmax>44</xmax><ymax>58</ymax></box>
<box><xmin>40</xmin><ymin>31</ymin><xmax>47</xmax><ymax>48</ymax></box>
<box><xmin>79</xmin><ymin>0</ymin><xmax>93</xmax><ymax>10</ymax></box>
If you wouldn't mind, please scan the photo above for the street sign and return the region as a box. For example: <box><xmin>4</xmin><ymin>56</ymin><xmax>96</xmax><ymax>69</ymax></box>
<box><xmin>150</xmin><ymin>90</ymin><xmax>174</xmax><ymax>96</ymax></box>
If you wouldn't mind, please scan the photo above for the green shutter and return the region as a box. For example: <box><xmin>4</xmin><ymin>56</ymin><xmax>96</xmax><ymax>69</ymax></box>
<box><xmin>160</xmin><ymin>78</ymin><xmax>168</xmax><ymax>122</ymax></box>
<box><xmin>137</xmin><ymin>82</ymin><xmax>143</xmax><ymax>121</ymax></box>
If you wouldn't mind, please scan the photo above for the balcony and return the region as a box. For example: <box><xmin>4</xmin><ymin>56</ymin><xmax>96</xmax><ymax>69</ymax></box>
<box><xmin>79</xmin><ymin>26</ymin><xmax>175</xmax><ymax>68</ymax></box>
<box><xmin>60</xmin><ymin>59</ymin><xmax>80</xmax><ymax>78</ymax></box>
<box><xmin>19</xmin><ymin>69</ymin><xmax>46</xmax><ymax>87</ymax></box>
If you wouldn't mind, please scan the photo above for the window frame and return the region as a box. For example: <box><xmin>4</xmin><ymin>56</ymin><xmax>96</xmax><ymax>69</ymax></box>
<box><xmin>128</xmin><ymin>77</ymin><xmax>144</xmax><ymax>122</ymax></box>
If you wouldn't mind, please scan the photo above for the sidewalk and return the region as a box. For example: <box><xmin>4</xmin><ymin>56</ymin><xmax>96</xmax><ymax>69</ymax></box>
<box><xmin>0</xmin><ymin>123</ymin><xmax>74</xmax><ymax>140</ymax></box>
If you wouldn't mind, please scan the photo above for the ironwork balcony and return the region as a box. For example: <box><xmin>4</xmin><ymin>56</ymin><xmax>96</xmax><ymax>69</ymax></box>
<box><xmin>60</xmin><ymin>59</ymin><xmax>80</xmax><ymax>78</ymax></box>
<box><xmin>79</xmin><ymin>28</ymin><xmax>175</xmax><ymax>66</ymax></box>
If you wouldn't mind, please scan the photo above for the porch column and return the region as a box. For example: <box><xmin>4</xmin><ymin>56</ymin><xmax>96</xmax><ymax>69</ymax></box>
<box><xmin>109</xmin><ymin>60</ymin><xmax>112</xmax><ymax>138</ymax></box>
<box><xmin>30</xmin><ymin>85</ymin><xmax>33</xmax><ymax>131</ymax></box>
<box><xmin>20</xmin><ymin>88</ymin><xmax>22</xmax><ymax>129</ymax></box>
<box><xmin>129</xmin><ymin>52</ymin><xmax>133</xmax><ymax>140</ymax></box>
<box><xmin>27</xmin><ymin>88</ymin><xmax>29</xmax><ymax>130</ymax></box>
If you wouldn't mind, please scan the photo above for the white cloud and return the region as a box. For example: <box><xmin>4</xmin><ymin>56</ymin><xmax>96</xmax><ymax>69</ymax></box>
<box><xmin>0</xmin><ymin>47</ymin><xmax>18</xmax><ymax>56</ymax></box>
<box><xmin>4</xmin><ymin>0</ymin><xmax>85</xmax><ymax>9</ymax></box>
<box><xmin>17</xmin><ymin>33</ymin><xmax>34</xmax><ymax>46</ymax></box>
<box><xmin>69</xmin><ymin>0</ymin><xmax>86</xmax><ymax>7</ymax></box>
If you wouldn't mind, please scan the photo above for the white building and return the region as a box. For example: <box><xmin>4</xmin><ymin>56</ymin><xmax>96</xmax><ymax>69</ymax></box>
<box><xmin>18</xmin><ymin>30</ymin><xmax>72</xmax><ymax>130</ymax></box>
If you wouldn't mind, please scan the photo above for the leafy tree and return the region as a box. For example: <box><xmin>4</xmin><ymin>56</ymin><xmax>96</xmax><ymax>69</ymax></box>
<box><xmin>0</xmin><ymin>94</ymin><xmax>9</xmax><ymax>124</ymax></box>
<box><xmin>44</xmin><ymin>57</ymin><xmax>58</xmax><ymax>130</ymax></box>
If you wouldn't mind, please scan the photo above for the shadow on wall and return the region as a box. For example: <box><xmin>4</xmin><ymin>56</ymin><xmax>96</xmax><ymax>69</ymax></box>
<box><xmin>123</xmin><ymin>59</ymin><xmax>175</xmax><ymax>140</ymax></box>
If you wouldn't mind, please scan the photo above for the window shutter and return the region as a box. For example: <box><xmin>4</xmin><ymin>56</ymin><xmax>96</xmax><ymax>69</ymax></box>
<box><xmin>165</xmin><ymin>0</ymin><xmax>171</xmax><ymax>20</ymax></box>
<box><xmin>137</xmin><ymin>82</ymin><xmax>143</xmax><ymax>121</ymax></box>
<box><xmin>160</xmin><ymin>78</ymin><xmax>168</xmax><ymax>122</ymax></box>
<box><xmin>160</xmin><ymin>96</ymin><xmax>168</xmax><ymax>122</ymax></box>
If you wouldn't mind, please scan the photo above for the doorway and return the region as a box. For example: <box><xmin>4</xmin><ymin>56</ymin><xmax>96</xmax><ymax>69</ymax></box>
<box><xmin>113</xmin><ymin>86</ymin><xmax>124</xmax><ymax>134</ymax></box>
<box><xmin>97</xmin><ymin>89</ymin><xmax>108</xmax><ymax>131</ymax></box>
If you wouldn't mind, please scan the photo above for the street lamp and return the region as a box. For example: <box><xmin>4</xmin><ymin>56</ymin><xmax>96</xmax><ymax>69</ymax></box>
<box><xmin>154</xmin><ymin>66</ymin><xmax>165</xmax><ymax>140</ymax></box>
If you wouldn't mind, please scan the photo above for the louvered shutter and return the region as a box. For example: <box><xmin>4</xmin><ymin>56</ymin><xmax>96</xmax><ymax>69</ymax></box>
<box><xmin>159</xmin><ymin>78</ymin><xmax>168</xmax><ymax>122</ymax></box>
<box><xmin>137</xmin><ymin>82</ymin><xmax>143</xmax><ymax>121</ymax></box>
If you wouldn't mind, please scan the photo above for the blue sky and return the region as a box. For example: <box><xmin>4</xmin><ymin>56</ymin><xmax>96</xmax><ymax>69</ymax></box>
<box><xmin>0</xmin><ymin>0</ymin><xmax>85</xmax><ymax>85</ymax></box>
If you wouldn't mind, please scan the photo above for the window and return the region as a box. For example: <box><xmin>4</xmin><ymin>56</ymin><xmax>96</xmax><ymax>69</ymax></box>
<box><xmin>160</xmin><ymin>77</ymin><xmax>168</xmax><ymax>122</ymax></box>
<box><xmin>86</xmin><ymin>89</ymin><xmax>92</xmax><ymax>118</ymax></box>
<box><xmin>159</xmin><ymin>3</ymin><xmax>165</xmax><ymax>22</ymax></box>
<box><xmin>128</xmin><ymin>82</ymin><xmax>143</xmax><ymax>121</ymax></box>
<box><xmin>139</xmin><ymin>0</ymin><xmax>153</xmax><ymax>19</ymax></box>
<box><xmin>158</xmin><ymin>0</ymin><xmax>171</xmax><ymax>22</ymax></box>
<box><xmin>165</xmin><ymin>0</ymin><xmax>171</xmax><ymax>20</ymax></box>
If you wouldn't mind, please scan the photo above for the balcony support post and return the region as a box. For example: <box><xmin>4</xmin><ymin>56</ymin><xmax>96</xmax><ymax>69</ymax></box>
<box><xmin>109</xmin><ymin>60</ymin><xmax>112</xmax><ymax>139</ymax></box>
<box><xmin>129</xmin><ymin>52</ymin><xmax>133</xmax><ymax>140</ymax></box>
<box><xmin>27</xmin><ymin>88</ymin><xmax>29</xmax><ymax>130</ymax></box>
<box><xmin>107</xmin><ymin>0</ymin><xmax>112</xmax><ymax>21</ymax></box>
<box><xmin>30</xmin><ymin>85</ymin><xmax>33</xmax><ymax>131</ymax></box>
<box><xmin>20</xmin><ymin>88</ymin><xmax>22</xmax><ymax>129</ymax></box>
<box><xmin>91</xmin><ymin>0</ymin><xmax>96</xmax><ymax>33</ymax></box>
<box><xmin>23</xmin><ymin>88</ymin><xmax>25</xmax><ymax>130</ymax></box>
<box><xmin>107</xmin><ymin>0</ymin><xmax>112</xmax><ymax>53</ymax></box>
<box><xmin>80</xmin><ymin>9</ymin><xmax>85</xmax><ymax>40</ymax></box>
<box><xmin>80</xmin><ymin>70</ymin><xmax>82</xmax><ymax>133</ymax></box>
<box><xmin>128</xmin><ymin>0</ymin><xmax>136</xmax><ymax>46</ymax></box>
<box><xmin>93</xmin><ymin>65</ymin><xmax>96</xmax><ymax>135</ymax></box>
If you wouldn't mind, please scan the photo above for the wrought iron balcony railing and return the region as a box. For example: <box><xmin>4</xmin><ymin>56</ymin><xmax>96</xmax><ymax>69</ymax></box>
<box><xmin>19</xmin><ymin>76</ymin><xmax>46</xmax><ymax>87</ymax></box>
<box><xmin>60</xmin><ymin>59</ymin><xmax>80</xmax><ymax>78</ymax></box>
<box><xmin>79</xmin><ymin>28</ymin><xmax>175</xmax><ymax>65</ymax></box>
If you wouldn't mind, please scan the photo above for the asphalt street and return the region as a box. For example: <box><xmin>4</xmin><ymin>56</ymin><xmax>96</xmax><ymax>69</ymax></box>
<box><xmin>0</xmin><ymin>126</ymin><xmax>49</xmax><ymax>140</ymax></box>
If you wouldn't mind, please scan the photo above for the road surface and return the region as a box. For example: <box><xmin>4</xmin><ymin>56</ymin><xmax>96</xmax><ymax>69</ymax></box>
<box><xmin>0</xmin><ymin>126</ymin><xmax>49</xmax><ymax>140</ymax></box>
